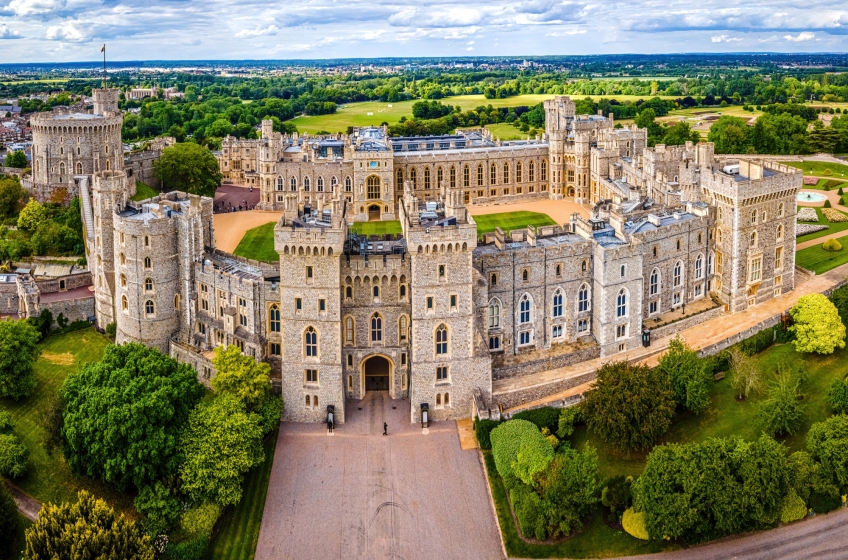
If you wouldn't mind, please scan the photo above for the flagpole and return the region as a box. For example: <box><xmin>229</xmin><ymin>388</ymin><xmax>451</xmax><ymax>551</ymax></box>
<box><xmin>102</xmin><ymin>44</ymin><xmax>106</xmax><ymax>88</ymax></box>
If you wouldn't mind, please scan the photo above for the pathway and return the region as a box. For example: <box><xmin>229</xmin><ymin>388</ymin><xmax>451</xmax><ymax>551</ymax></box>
<box><xmin>4</xmin><ymin>480</ymin><xmax>41</xmax><ymax>522</ymax></box>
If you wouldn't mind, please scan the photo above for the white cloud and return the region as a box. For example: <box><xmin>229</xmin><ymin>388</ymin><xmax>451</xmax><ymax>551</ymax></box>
<box><xmin>389</xmin><ymin>7</ymin><xmax>485</xmax><ymax>28</ymax></box>
<box><xmin>235</xmin><ymin>25</ymin><xmax>279</xmax><ymax>38</ymax></box>
<box><xmin>5</xmin><ymin>0</ymin><xmax>65</xmax><ymax>17</ymax></box>
<box><xmin>711</xmin><ymin>34</ymin><xmax>742</xmax><ymax>42</ymax></box>
<box><xmin>0</xmin><ymin>23</ymin><xmax>21</xmax><ymax>38</ymax></box>
<box><xmin>784</xmin><ymin>31</ymin><xmax>815</xmax><ymax>41</ymax></box>
<box><xmin>45</xmin><ymin>21</ymin><xmax>85</xmax><ymax>42</ymax></box>
<box><xmin>546</xmin><ymin>29</ymin><xmax>586</xmax><ymax>36</ymax></box>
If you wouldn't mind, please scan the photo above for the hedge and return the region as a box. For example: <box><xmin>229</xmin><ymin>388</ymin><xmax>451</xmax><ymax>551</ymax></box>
<box><xmin>163</xmin><ymin>536</ymin><xmax>209</xmax><ymax>560</ymax></box>
<box><xmin>622</xmin><ymin>508</ymin><xmax>649</xmax><ymax>540</ymax></box>
<box><xmin>490</xmin><ymin>419</ymin><xmax>552</xmax><ymax>484</ymax></box>
<box><xmin>511</xmin><ymin>406</ymin><xmax>560</xmax><ymax>432</ymax></box>
<box><xmin>739</xmin><ymin>326</ymin><xmax>776</xmax><ymax>356</ymax></box>
<box><xmin>475</xmin><ymin>418</ymin><xmax>502</xmax><ymax>450</ymax></box>
<box><xmin>510</xmin><ymin>482</ymin><xmax>547</xmax><ymax>540</ymax></box>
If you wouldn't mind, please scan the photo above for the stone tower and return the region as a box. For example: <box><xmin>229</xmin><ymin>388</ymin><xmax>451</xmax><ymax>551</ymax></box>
<box><xmin>544</xmin><ymin>96</ymin><xmax>575</xmax><ymax>201</ymax></box>
<box><xmin>90</xmin><ymin>170</ymin><xmax>129</xmax><ymax>328</ymax></box>
<box><xmin>274</xmin><ymin>197</ymin><xmax>347</xmax><ymax>423</ymax></box>
<box><xmin>258</xmin><ymin>119</ymin><xmax>280</xmax><ymax>211</ymax></box>
<box><xmin>92</xmin><ymin>88</ymin><xmax>120</xmax><ymax>116</ymax></box>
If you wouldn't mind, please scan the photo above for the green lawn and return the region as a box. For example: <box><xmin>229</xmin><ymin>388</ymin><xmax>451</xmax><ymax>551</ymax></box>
<box><xmin>348</xmin><ymin>220</ymin><xmax>403</xmax><ymax>236</ymax></box>
<box><xmin>130</xmin><ymin>181</ymin><xmax>159</xmax><ymax>202</ymax></box>
<box><xmin>796</xmin><ymin>207</ymin><xmax>848</xmax><ymax>243</ymax></box>
<box><xmin>209</xmin><ymin>431</ymin><xmax>278</xmax><ymax>560</ymax></box>
<box><xmin>473</xmin><ymin>211</ymin><xmax>557</xmax><ymax>237</ymax></box>
<box><xmin>799</xmin><ymin>178</ymin><xmax>847</xmax><ymax>190</ymax></box>
<box><xmin>233</xmin><ymin>222</ymin><xmax>278</xmax><ymax>264</ymax></box>
<box><xmin>13</xmin><ymin>514</ymin><xmax>32</xmax><ymax>558</ymax></box>
<box><xmin>482</xmin><ymin>452</ymin><xmax>675</xmax><ymax>558</ymax></box>
<box><xmin>781</xmin><ymin>160</ymin><xmax>848</xmax><ymax>179</ymax></box>
<box><xmin>796</xmin><ymin>232</ymin><xmax>848</xmax><ymax>273</ymax></box>
<box><xmin>0</xmin><ymin>328</ymin><xmax>136</xmax><ymax>517</ymax></box>
<box><xmin>484</xmin><ymin>123</ymin><xmax>532</xmax><ymax>141</ymax></box>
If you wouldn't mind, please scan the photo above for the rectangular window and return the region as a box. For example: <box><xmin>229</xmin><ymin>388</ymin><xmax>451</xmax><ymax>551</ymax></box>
<box><xmin>436</xmin><ymin>366</ymin><xmax>449</xmax><ymax>381</ymax></box>
<box><xmin>552</xmin><ymin>325</ymin><xmax>563</xmax><ymax>338</ymax></box>
<box><xmin>694</xmin><ymin>284</ymin><xmax>702</xmax><ymax>297</ymax></box>
<box><xmin>489</xmin><ymin>336</ymin><xmax>500</xmax><ymax>350</ymax></box>
<box><xmin>401</xmin><ymin>352</ymin><xmax>407</xmax><ymax>365</ymax></box>
<box><xmin>749</xmin><ymin>258</ymin><xmax>762</xmax><ymax>283</ymax></box>
<box><xmin>305</xmin><ymin>369</ymin><xmax>318</xmax><ymax>384</ymax></box>
<box><xmin>450</xmin><ymin>294</ymin><xmax>457</xmax><ymax>309</ymax></box>
<box><xmin>201</xmin><ymin>298</ymin><xmax>208</xmax><ymax>311</ymax></box>
<box><xmin>319</xmin><ymin>299</ymin><xmax>326</xmax><ymax>311</ymax></box>
<box><xmin>438</xmin><ymin>265</ymin><xmax>445</xmax><ymax>277</ymax></box>
<box><xmin>775</xmin><ymin>247</ymin><xmax>783</xmax><ymax>270</ymax></box>
<box><xmin>306</xmin><ymin>266</ymin><xmax>313</xmax><ymax>279</ymax></box>
<box><xmin>649</xmin><ymin>301</ymin><xmax>657</xmax><ymax>314</ymax></box>
<box><xmin>775</xmin><ymin>275</ymin><xmax>782</xmax><ymax>286</ymax></box>
<box><xmin>347</xmin><ymin>354</ymin><xmax>353</xmax><ymax>366</ymax></box>
<box><xmin>616</xmin><ymin>324</ymin><xmax>628</xmax><ymax>339</ymax></box>
<box><xmin>673</xmin><ymin>292</ymin><xmax>681</xmax><ymax>306</ymax></box>
<box><xmin>620</xmin><ymin>265</ymin><xmax>626</xmax><ymax>278</ymax></box>
<box><xmin>427</xmin><ymin>297</ymin><xmax>433</xmax><ymax>309</ymax></box>
<box><xmin>578</xmin><ymin>319</ymin><xmax>589</xmax><ymax>333</ymax></box>
<box><xmin>295</xmin><ymin>298</ymin><xmax>302</xmax><ymax>311</ymax></box>
<box><xmin>270</xmin><ymin>343</ymin><xmax>281</xmax><ymax>356</ymax></box>
<box><xmin>519</xmin><ymin>331</ymin><xmax>531</xmax><ymax>345</ymax></box>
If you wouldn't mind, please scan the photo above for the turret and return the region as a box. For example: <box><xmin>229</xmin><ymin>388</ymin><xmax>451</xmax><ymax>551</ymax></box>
<box><xmin>92</xmin><ymin>88</ymin><xmax>120</xmax><ymax>116</ymax></box>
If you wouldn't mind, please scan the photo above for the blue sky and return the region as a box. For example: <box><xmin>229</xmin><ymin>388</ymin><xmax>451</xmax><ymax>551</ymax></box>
<box><xmin>1</xmin><ymin>0</ymin><xmax>848</xmax><ymax>62</ymax></box>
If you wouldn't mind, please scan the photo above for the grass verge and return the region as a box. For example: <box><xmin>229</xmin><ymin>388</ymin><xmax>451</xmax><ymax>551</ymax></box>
<box><xmin>796</xmin><ymin>232</ymin><xmax>848</xmax><ymax>273</ymax></box>
<box><xmin>130</xmin><ymin>181</ymin><xmax>159</xmax><ymax>202</ymax></box>
<box><xmin>349</xmin><ymin>220</ymin><xmax>403</xmax><ymax>236</ymax></box>
<box><xmin>781</xmin><ymin>160</ymin><xmax>848</xmax><ymax>178</ymax></box>
<box><xmin>473</xmin><ymin>211</ymin><xmax>557</xmax><ymax>237</ymax></box>
<box><xmin>0</xmin><ymin>328</ymin><xmax>136</xmax><ymax>517</ymax></box>
<box><xmin>209</xmin><ymin>430</ymin><xmax>278</xmax><ymax>560</ymax></box>
<box><xmin>233</xmin><ymin>222</ymin><xmax>278</xmax><ymax>264</ymax></box>
<box><xmin>482</xmin><ymin>451</ymin><xmax>673</xmax><ymax>558</ymax></box>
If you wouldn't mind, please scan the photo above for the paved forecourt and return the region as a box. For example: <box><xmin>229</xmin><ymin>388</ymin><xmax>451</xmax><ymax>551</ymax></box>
<box><xmin>255</xmin><ymin>392</ymin><xmax>504</xmax><ymax>560</ymax></box>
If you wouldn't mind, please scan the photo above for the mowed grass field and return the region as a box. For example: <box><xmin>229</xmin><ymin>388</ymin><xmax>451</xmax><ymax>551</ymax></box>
<box><xmin>130</xmin><ymin>181</ymin><xmax>159</xmax><ymax>202</ymax></box>
<box><xmin>796</xmin><ymin>232</ymin><xmax>848</xmax><ymax>273</ymax></box>
<box><xmin>0</xmin><ymin>328</ymin><xmax>136</xmax><ymax>516</ymax></box>
<box><xmin>209</xmin><ymin>431</ymin><xmax>278</xmax><ymax>560</ymax></box>
<box><xmin>473</xmin><ymin>211</ymin><xmax>557</xmax><ymax>237</ymax></box>
<box><xmin>349</xmin><ymin>220</ymin><xmax>403</xmax><ymax>236</ymax></box>
<box><xmin>781</xmin><ymin>160</ymin><xmax>848</xmax><ymax>178</ymax></box>
<box><xmin>233</xmin><ymin>222</ymin><xmax>278</xmax><ymax>264</ymax></box>
<box><xmin>289</xmin><ymin>93</ymin><xmax>678</xmax><ymax>134</ymax></box>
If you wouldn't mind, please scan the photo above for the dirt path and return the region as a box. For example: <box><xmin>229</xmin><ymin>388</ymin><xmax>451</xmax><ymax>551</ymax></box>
<box><xmin>213</xmin><ymin>210</ymin><xmax>282</xmax><ymax>253</ymax></box>
<box><xmin>4</xmin><ymin>480</ymin><xmax>41</xmax><ymax>521</ymax></box>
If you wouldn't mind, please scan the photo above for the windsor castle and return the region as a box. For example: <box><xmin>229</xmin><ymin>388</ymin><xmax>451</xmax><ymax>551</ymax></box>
<box><xmin>27</xmin><ymin>90</ymin><xmax>802</xmax><ymax>423</ymax></box>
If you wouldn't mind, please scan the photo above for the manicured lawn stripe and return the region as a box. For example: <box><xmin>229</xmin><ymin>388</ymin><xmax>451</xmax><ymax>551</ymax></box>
<box><xmin>473</xmin><ymin>211</ymin><xmax>557</xmax><ymax>237</ymax></box>
<box><xmin>209</xmin><ymin>431</ymin><xmax>278</xmax><ymax>560</ymax></box>
<box><xmin>781</xmin><ymin>160</ymin><xmax>848</xmax><ymax>178</ymax></box>
<box><xmin>349</xmin><ymin>220</ymin><xmax>403</xmax><ymax>236</ymax></box>
<box><xmin>233</xmin><ymin>222</ymin><xmax>278</xmax><ymax>264</ymax></box>
<box><xmin>796</xmin><ymin>232</ymin><xmax>848</xmax><ymax>273</ymax></box>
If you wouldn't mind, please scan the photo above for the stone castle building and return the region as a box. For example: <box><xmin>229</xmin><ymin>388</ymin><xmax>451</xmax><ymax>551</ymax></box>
<box><xmin>45</xmin><ymin>94</ymin><xmax>801</xmax><ymax>424</ymax></box>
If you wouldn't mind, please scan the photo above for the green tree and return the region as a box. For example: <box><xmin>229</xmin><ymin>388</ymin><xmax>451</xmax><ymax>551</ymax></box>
<box><xmin>60</xmin><ymin>343</ymin><xmax>205</xmax><ymax>490</ymax></box>
<box><xmin>827</xmin><ymin>377</ymin><xmax>848</xmax><ymax>414</ymax></box>
<box><xmin>4</xmin><ymin>150</ymin><xmax>27</xmax><ymax>168</ymax></box>
<box><xmin>179</xmin><ymin>394</ymin><xmax>264</xmax><ymax>507</ymax></box>
<box><xmin>0</xmin><ymin>176</ymin><xmax>27</xmax><ymax>218</ymax></box>
<box><xmin>635</xmin><ymin>108</ymin><xmax>663</xmax><ymax>145</ymax></box>
<box><xmin>490</xmin><ymin>419</ymin><xmax>553</xmax><ymax>484</ymax></box>
<box><xmin>807</xmin><ymin>126</ymin><xmax>843</xmax><ymax>153</ymax></box>
<box><xmin>660</xmin><ymin>122</ymin><xmax>700</xmax><ymax>146</ymax></box>
<box><xmin>153</xmin><ymin>142</ymin><xmax>222</xmax><ymax>197</ymax></box>
<box><xmin>25</xmin><ymin>491</ymin><xmax>154</xmax><ymax>560</ymax></box>
<box><xmin>601</xmin><ymin>475</ymin><xmax>633</xmax><ymax>517</ymax></box>
<box><xmin>0</xmin><ymin>318</ymin><xmax>41</xmax><ymax>400</ymax></box>
<box><xmin>708</xmin><ymin>115</ymin><xmax>751</xmax><ymax>154</ymax></box>
<box><xmin>757</xmin><ymin>368</ymin><xmax>804</xmax><ymax>437</ymax></box>
<box><xmin>728</xmin><ymin>347</ymin><xmax>761</xmax><ymax>399</ymax></box>
<box><xmin>537</xmin><ymin>446</ymin><xmax>600</xmax><ymax>538</ymax></box>
<box><xmin>807</xmin><ymin>414</ymin><xmax>848</xmax><ymax>491</ymax></box>
<box><xmin>789</xmin><ymin>293</ymin><xmax>846</xmax><ymax>354</ymax></box>
<box><xmin>134</xmin><ymin>482</ymin><xmax>181</xmax><ymax>538</ymax></box>
<box><xmin>0</xmin><ymin>432</ymin><xmax>28</xmax><ymax>477</ymax></box>
<box><xmin>16</xmin><ymin>199</ymin><xmax>47</xmax><ymax>232</ymax></box>
<box><xmin>211</xmin><ymin>345</ymin><xmax>282</xmax><ymax>434</ymax></box>
<box><xmin>0</xmin><ymin>483</ymin><xmax>19</xmax><ymax>560</ymax></box>
<box><xmin>656</xmin><ymin>336</ymin><xmax>710</xmax><ymax>414</ymax></box>
<box><xmin>583</xmin><ymin>361</ymin><xmax>675</xmax><ymax>454</ymax></box>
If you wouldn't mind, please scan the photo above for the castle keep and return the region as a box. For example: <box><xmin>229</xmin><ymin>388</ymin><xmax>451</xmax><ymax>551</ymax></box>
<box><xmin>35</xmin><ymin>93</ymin><xmax>802</xmax><ymax>423</ymax></box>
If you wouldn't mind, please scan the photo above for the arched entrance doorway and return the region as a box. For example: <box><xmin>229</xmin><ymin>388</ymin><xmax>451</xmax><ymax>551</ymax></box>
<box><xmin>368</xmin><ymin>204</ymin><xmax>381</xmax><ymax>221</ymax></box>
<box><xmin>363</xmin><ymin>355</ymin><xmax>391</xmax><ymax>391</ymax></box>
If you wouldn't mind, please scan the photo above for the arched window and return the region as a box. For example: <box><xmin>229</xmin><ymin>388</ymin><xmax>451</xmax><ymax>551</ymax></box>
<box><xmin>541</xmin><ymin>159</ymin><xmax>548</xmax><ymax>181</ymax></box>
<box><xmin>372</xmin><ymin>285</ymin><xmax>380</xmax><ymax>299</ymax></box>
<box><xmin>502</xmin><ymin>162</ymin><xmax>509</xmax><ymax>183</ymax></box>
<box><xmin>616</xmin><ymin>289</ymin><xmax>627</xmax><ymax>318</ymax></box>
<box><xmin>437</xmin><ymin>167</ymin><xmax>443</xmax><ymax>187</ymax></box>
<box><xmin>120</xmin><ymin>274</ymin><xmax>126</xmax><ymax>287</ymax></box>
<box><xmin>516</xmin><ymin>161</ymin><xmax>523</xmax><ymax>182</ymax></box>
<box><xmin>477</xmin><ymin>164</ymin><xmax>484</xmax><ymax>186</ymax></box>
<box><xmin>144</xmin><ymin>278</ymin><xmax>153</xmax><ymax>292</ymax></box>
<box><xmin>317</xmin><ymin>177</ymin><xmax>324</xmax><ymax>192</ymax></box>
<box><xmin>145</xmin><ymin>300</ymin><xmax>155</xmax><ymax>316</ymax></box>
<box><xmin>444</xmin><ymin>393</ymin><xmax>450</xmax><ymax>406</ymax></box>
<box><xmin>553</xmin><ymin>290</ymin><xmax>563</xmax><ymax>318</ymax></box>
<box><xmin>371</xmin><ymin>313</ymin><xmax>382</xmax><ymax>342</ymax></box>
<box><xmin>331</xmin><ymin>176</ymin><xmax>338</xmax><ymax>190</ymax></box>
<box><xmin>305</xmin><ymin>326</ymin><xmax>318</xmax><ymax>357</ymax></box>
<box><xmin>450</xmin><ymin>166</ymin><xmax>456</xmax><ymax>189</ymax></box>
<box><xmin>276</xmin><ymin>176</ymin><xmax>284</xmax><ymax>191</ymax></box>
<box><xmin>270</xmin><ymin>305</ymin><xmax>280</xmax><ymax>332</ymax></box>
<box><xmin>399</xmin><ymin>284</ymin><xmax>406</xmax><ymax>299</ymax></box>
<box><xmin>436</xmin><ymin>393</ymin><xmax>442</xmax><ymax>406</ymax></box>
<box><xmin>519</xmin><ymin>294</ymin><xmax>531</xmax><ymax>323</ymax></box>
<box><xmin>345</xmin><ymin>176</ymin><xmax>352</xmax><ymax>192</ymax></box>
<box><xmin>345</xmin><ymin>286</ymin><xmax>353</xmax><ymax>298</ymax></box>
<box><xmin>695</xmin><ymin>254</ymin><xmax>703</xmax><ymax>279</ymax></box>
<box><xmin>75</xmin><ymin>162</ymin><xmax>82</xmax><ymax>174</ymax></box>
<box><xmin>306</xmin><ymin>395</ymin><xmax>311</xmax><ymax>407</ymax></box>
<box><xmin>303</xmin><ymin>176</ymin><xmax>311</xmax><ymax>191</ymax></box>
<box><xmin>708</xmin><ymin>251</ymin><xmax>715</xmax><ymax>275</ymax></box>
<box><xmin>367</xmin><ymin>176</ymin><xmax>380</xmax><ymax>199</ymax></box>
<box><xmin>345</xmin><ymin>316</ymin><xmax>354</xmax><ymax>344</ymax></box>
<box><xmin>490</xmin><ymin>163</ymin><xmax>497</xmax><ymax>185</ymax></box>
<box><xmin>777</xmin><ymin>224</ymin><xmax>783</xmax><ymax>241</ymax></box>
<box><xmin>650</xmin><ymin>269</ymin><xmax>660</xmax><ymax>296</ymax></box>
<box><xmin>435</xmin><ymin>324</ymin><xmax>448</xmax><ymax>355</ymax></box>
<box><xmin>144</xmin><ymin>235</ymin><xmax>150</xmax><ymax>247</ymax></box>
<box><xmin>529</xmin><ymin>160</ymin><xmax>535</xmax><ymax>182</ymax></box>
<box><xmin>488</xmin><ymin>299</ymin><xmax>500</xmax><ymax>328</ymax></box>
<box><xmin>463</xmin><ymin>165</ymin><xmax>470</xmax><ymax>187</ymax></box>
<box><xmin>59</xmin><ymin>162</ymin><xmax>65</xmax><ymax>175</ymax></box>
<box><xmin>410</xmin><ymin>167</ymin><xmax>417</xmax><ymax>188</ymax></box>
<box><xmin>290</xmin><ymin>177</ymin><xmax>297</xmax><ymax>191</ymax></box>
<box><xmin>778</xmin><ymin>203</ymin><xmax>784</xmax><ymax>218</ymax></box>
<box><xmin>424</xmin><ymin>167</ymin><xmax>431</xmax><ymax>189</ymax></box>
<box><xmin>144</xmin><ymin>257</ymin><xmax>152</xmax><ymax>269</ymax></box>
<box><xmin>673</xmin><ymin>261</ymin><xmax>683</xmax><ymax>287</ymax></box>
<box><xmin>750</xmin><ymin>231</ymin><xmax>757</xmax><ymax>247</ymax></box>
<box><xmin>396</xmin><ymin>168</ymin><xmax>403</xmax><ymax>187</ymax></box>
<box><xmin>399</xmin><ymin>316</ymin><xmax>408</xmax><ymax>342</ymax></box>
<box><xmin>121</xmin><ymin>295</ymin><xmax>128</xmax><ymax>311</ymax></box>
<box><xmin>578</xmin><ymin>284</ymin><xmax>589</xmax><ymax>312</ymax></box>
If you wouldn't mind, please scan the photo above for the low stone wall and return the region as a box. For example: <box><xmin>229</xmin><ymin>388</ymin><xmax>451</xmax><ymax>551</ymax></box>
<box><xmin>35</xmin><ymin>272</ymin><xmax>92</xmax><ymax>294</ymax></box>
<box><xmin>492</xmin><ymin>369</ymin><xmax>597</xmax><ymax>410</ymax></box>
<box><xmin>649</xmin><ymin>305</ymin><xmax>724</xmax><ymax>342</ymax></box>
<box><xmin>492</xmin><ymin>344</ymin><xmax>600</xmax><ymax>380</ymax></box>
<box><xmin>40</xmin><ymin>296</ymin><xmax>94</xmax><ymax>323</ymax></box>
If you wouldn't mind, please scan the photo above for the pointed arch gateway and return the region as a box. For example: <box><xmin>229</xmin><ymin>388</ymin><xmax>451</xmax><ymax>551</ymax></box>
<box><xmin>362</xmin><ymin>354</ymin><xmax>393</xmax><ymax>392</ymax></box>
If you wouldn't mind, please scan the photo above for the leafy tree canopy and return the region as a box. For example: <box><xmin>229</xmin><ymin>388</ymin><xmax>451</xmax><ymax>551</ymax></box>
<box><xmin>0</xmin><ymin>176</ymin><xmax>27</xmax><ymax>218</ymax></box>
<box><xmin>656</xmin><ymin>336</ymin><xmax>710</xmax><ymax>414</ymax></box>
<box><xmin>153</xmin><ymin>142</ymin><xmax>223</xmax><ymax>197</ymax></box>
<box><xmin>16</xmin><ymin>199</ymin><xmax>47</xmax><ymax>232</ymax></box>
<box><xmin>807</xmin><ymin>414</ymin><xmax>848</xmax><ymax>492</ymax></box>
<box><xmin>0</xmin><ymin>318</ymin><xmax>41</xmax><ymax>400</ymax></box>
<box><xmin>4</xmin><ymin>150</ymin><xmax>27</xmax><ymax>169</ymax></box>
<box><xmin>789</xmin><ymin>293</ymin><xmax>846</xmax><ymax>354</ymax></box>
<box><xmin>490</xmin><ymin>419</ymin><xmax>553</xmax><ymax>484</ymax></box>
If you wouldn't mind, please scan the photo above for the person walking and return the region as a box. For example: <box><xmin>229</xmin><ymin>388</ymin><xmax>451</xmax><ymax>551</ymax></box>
<box><xmin>383</xmin><ymin>422</ymin><xmax>387</xmax><ymax>436</ymax></box>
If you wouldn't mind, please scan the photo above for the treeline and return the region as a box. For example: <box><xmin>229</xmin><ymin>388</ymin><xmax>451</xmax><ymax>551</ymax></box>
<box><xmin>388</xmin><ymin>100</ymin><xmax>545</xmax><ymax>137</ymax></box>
<box><xmin>709</xmin><ymin>109</ymin><xmax>848</xmax><ymax>155</ymax></box>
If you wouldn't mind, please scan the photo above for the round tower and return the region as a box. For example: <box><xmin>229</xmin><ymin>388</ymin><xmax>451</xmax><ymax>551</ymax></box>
<box><xmin>90</xmin><ymin>171</ymin><xmax>129</xmax><ymax>329</ymax></box>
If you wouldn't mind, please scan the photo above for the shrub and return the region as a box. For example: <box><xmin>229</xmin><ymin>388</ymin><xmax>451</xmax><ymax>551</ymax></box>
<box><xmin>512</xmin><ymin>406</ymin><xmax>560</xmax><ymax>432</ymax></box>
<box><xmin>162</xmin><ymin>535</ymin><xmax>209</xmax><ymax>560</ymax></box>
<box><xmin>824</xmin><ymin>199</ymin><xmax>832</xmax><ymax>208</ymax></box>
<box><xmin>757</xmin><ymin>368</ymin><xmax>805</xmax><ymax>437</ymax></box>
<box><xmin>536</xmin><ymin>446</ymin><xmax>600</xmax><ymax>538</ymax></box>
<box><xmin>490</xmin><ymin>419</ymin><xmax>553</xmax><ymax>483</ymax></box>
<box><xmin>827</xmin><ymin>378</ymin><xmax>848</xmax><ymax>414</ymax></box>
<box><xmin>790</xmin><ymin>293</ymin><xmax>847</xmax><ymax>354</ymax></box>
<box><xmin>840</xmin><ymin>188</ymin><xmax>845</xmax><ymax>196</ymax></box>
<box><xmin>739</xmin><ymin>326</ymin><xmax>775</xmax><ymax>356</ymax></box>
<box><xmin>510</xmin><ymin>483</ymin><xmax>547</xmax><ymax>540</ymax></box>
<box><xmin>556</xmin><ymin>406</ymin><xmax>582</xmax><ymax>439</ymax></box>
<box><xmin>0</xmin><ymin>410</ymin><xmax>12</xmax><ymax>432</ymax></box>
<box><xmin>0</xmin><ymin>433</ymin><xmax>28</xmax><ymax>478</ymax></box>
<box><xmin>622</xmin><ymin>508</ymin><xmax>649</xmax><ymax>540</ymax></box>
<box><xmin>474</xmin><ymin>418</ymin><xmax>501</xmax><ymax>450</ymax></box>
<box><xmin>105</xmin><ymin>322</ymin><xmax>117</xmax><ymax>338</ymax></box>
<box><xmin>824</xmin><ymin>238</ymin><xmax>844</xmax><ymax>252</ymax></box>
<box><xmin>779</xmin><ymin>490</ymin><xmax>807</xmax><ymax>524</ymax></box>
<box><xmin>824</xmin><ymin>168</ymin><xmax>834</xmax><ymax>176</ymax></box>
<box><xmin>601</xmin><ymin>475</ymin><xmax>633</xmax><ymax>516</ymax></box>
<box><xmin>135</xmin><ymin>482</ymin><xmax>181</xmax><ymax>538</ymax></box>
<box><xmin>179</xmin><ymin>502</ymin><xmax>222</xmax><ymax>539</ymax></box>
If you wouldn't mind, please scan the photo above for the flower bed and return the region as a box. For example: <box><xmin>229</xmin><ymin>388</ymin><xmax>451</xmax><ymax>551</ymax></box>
<box><xmin>803</xmin><ymin>176</ymin><xmax>819</xmax><ymax>186</ymax></box>
<box><xmin>797</xmin><ymin>208</ymin><xmax>819</xmax><ymax>222</ymax></box>
<box><xmin>822</xmin><ymin>208</ymin><xmax>848</xmax><ymax>223</ymax></box>
<box><xmin>796</xmin><ymin>224</ymin><xmax>829</xmax><ymax>236</ymax></box>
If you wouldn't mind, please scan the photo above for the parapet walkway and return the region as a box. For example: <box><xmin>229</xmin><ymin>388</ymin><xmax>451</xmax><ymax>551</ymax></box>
<box><xmin>495</xmin><ymin>262</ymin><xmax>848</xmax><ymax>414</ymax></box>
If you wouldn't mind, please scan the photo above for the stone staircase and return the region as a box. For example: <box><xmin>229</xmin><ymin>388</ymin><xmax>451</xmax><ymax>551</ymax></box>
<box><xmin>77</xmin><ymin>176</ymin><xmax>94</xmax><ymax>242</ymax></box>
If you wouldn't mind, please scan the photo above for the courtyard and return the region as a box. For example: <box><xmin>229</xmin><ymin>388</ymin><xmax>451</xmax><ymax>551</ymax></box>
<box><xmin>255</xmin><ymin>392</ymin><xmax>503</xmax><ymax>560</ymax></box>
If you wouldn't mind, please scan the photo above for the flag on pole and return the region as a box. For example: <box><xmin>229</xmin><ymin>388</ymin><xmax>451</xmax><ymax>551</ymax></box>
<box><xmin>101</xmin><ymin>44</ymin><xmax>105</xmax><ymax>52</ymax></box>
